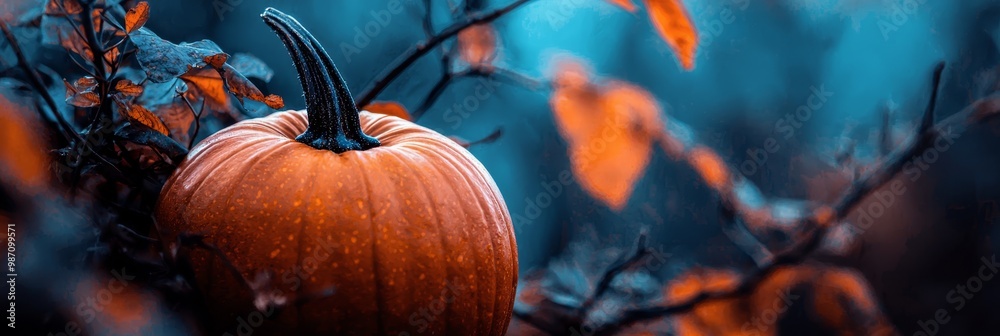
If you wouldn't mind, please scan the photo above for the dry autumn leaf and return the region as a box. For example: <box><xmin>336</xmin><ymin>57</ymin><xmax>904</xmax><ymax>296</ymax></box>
<box><xmin>644</xmin><ymin>0</ymin><xmax>698</xmax><ymax>70</ymax></box>
<box><xmin>457</xmin><ymin>23</ymin><xmax>497</xmax><ymax>70</ymax></box>
<box><xmin>550</xmin><ymin>58</ymin><xmax>664</xmax><ymax>210</ymax></box>
<box><xmin>64</xmin><ymin>77</ymin><xmax>100</xmax><ymax>108</ymax></box>
<box><xmin>153</xmin><ymin>100</ymin><xmax>196</xmax><ymax>145</ymax></box>
<box><xmin>124</xmin><ymin>1</ymin><xmax>149</xmax><ymax>34</ymax></box>
<box><xmin>364</xmin><ymin>101</ymin><xmax>412</xmax><ymax>121</ymax></box>
<box><xmin>115</xmin><ymin>79</ymin><xmax>144</xmax><ymax>97</ymax></box>
<box><xmin>220</xmin><ymin>64</ymin><xmax>283</xmax><ymax>109</ymax></box>
<box><xmin>116</xmin><ymin>100</ymin><xmax>169</xmax><ymax>136</ymax></box>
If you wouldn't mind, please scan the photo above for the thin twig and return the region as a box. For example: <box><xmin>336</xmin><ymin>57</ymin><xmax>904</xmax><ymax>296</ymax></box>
<box><xmin>598</xmin><ymin>63</ymin><xmax>1000</xmax><ymax>333</ymax></box>
<box><xmin>355</xmin><ymin>0</ymin><xmax>535</xmax><ymax>108</ymax></box>
<box><xmin>1</xmin><ymin>20</ymin><xmax>81</xmax><ymax>144</ymax></box>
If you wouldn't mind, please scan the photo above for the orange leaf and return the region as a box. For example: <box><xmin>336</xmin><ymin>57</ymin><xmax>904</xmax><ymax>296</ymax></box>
<box><xmin>115</xmin><ymin>79</ymin><xmax>144</xmax><ymax>97</ymax></box>
<box><xmin>606</xmin><ymin>0</ymin><xmax>637</xmax><ymax>12</ymax></box>
<box><xmin>0</xmin><ymin>93</ymin><xmax>48</xmax><ymax>190</ymax></box>
<box><xmin>457</xmin><ymin>23</ymin><xmax>497</xmax><ymax>70</ymax></box>
<box><xmin>124</xmin><ymin>1</ymin><xmax>149</xmax><ymax>34</ymax></box>
<box><xmin>688</xmin><ymin>146</ymin><xmax>729</xmax><ymax>192</ymax></box>
<box><xmin>118</xmin><ymin>102</ymin><xmax>169</xmax><ymax>136</ymax></box>
<box><xmin>364</xmin><ymin>101</ymin><xmax>412</xmax><ymax>121</ymax></box>
<box><xmin>813</xmin><ymin>268</ymin><xmax>883</xmax><ymax>333</ymax></box>
<box><xmin>549</xmin><ymin>57</ymin><xmax>663</xmax><ymax>210</ymax></box>
<box><xmin>644</xmin><ymin>0</ymin><xmax>698</xmax><ymax>70</ymax></box>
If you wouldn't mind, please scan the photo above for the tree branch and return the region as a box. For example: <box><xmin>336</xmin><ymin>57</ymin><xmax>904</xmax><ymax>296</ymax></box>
<box><xmin>597</xmin><ymin>62</ymin><xmax>1000</xmax><ymax>332</ymax></box>
<box><xmin>1</xmin><ymin>20</ymin><xmax>81</xmax><ymax>145</ymax></box>
<box><xmin>355</xmin><ymin>0</ymin><xmax>535</xmax><ymax>108</ymax></box>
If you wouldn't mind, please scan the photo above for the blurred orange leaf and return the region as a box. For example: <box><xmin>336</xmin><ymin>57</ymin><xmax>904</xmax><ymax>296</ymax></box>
<box><xmin>550</xmin><ymin>58</ymin><xmax>664</xmax><ymax>210</ymax></box>
<box><xmin>457</xmin><ymin>23</ymin><xmax>497</xmax><ymax>70</ymax></box>
<box><xmin>0</xmin><ymin>93</ymin><xmax>48</xmax><ymax>190</ymax></box>
<box><xmin>124</xmin><ymin>1</ymin><xmax>149</xmax><ymax>34</ymax></box>
<box><xmin>812</xmin><ymin>268</ymin><xmax>894</xmax><ymax>334</ymax></box>
<box><xmin>688</xmin><ymin>146</ymin><xmax>729</xmax><ymax>191</ymax></box>
<box><xmin>663</xmin><ymin>268</ymin><xmax>748</xmax><ymax>335</ymax></box>
<box><xmin>364</xmin><ymin>101</ymin><xmax>412</xmax><ymax>121</ymax></box>
<box><xmin>644</xmin><ymin>0</ymin><xmax>698</xmax><ymax>70</ymax></box>
<box><xmin>606</xmin><ymin>0</ymin><xmax>637</xmax><ymax>12</ymax></box>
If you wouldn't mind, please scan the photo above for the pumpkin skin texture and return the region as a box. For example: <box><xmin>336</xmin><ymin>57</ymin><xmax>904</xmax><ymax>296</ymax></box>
<box><xmin>156</xmin><ymin>109</ymin><xmax>517</xmax><ymax>335</ymax></box>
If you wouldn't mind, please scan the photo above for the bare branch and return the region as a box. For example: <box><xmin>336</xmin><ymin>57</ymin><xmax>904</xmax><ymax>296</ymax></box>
<box><xmin>355</xmin><ymin>0</ymin><xmax>534</xmax><ymax>108</ymax></box>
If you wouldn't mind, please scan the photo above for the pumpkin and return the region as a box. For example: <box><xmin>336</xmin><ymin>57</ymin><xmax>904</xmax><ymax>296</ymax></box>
<box><xmin>154</xmin><ymin>8</ymin><xmax>517</xmax><ymax>335</ymax></box>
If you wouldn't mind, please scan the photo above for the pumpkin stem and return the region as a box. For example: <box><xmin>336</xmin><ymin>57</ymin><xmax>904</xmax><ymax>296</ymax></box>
<box><xmin>262</xmin><ymin>8</ymin><xmax>380</xmax><ymax>153</ymax></box>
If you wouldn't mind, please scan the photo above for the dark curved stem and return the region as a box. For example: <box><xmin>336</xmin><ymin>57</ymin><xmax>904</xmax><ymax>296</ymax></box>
<box><xmin>261</xmin><ymin>8</ymin><xmax>379</xmax><ymax>153</ymax></box>
<box><xmin>355</xmin><ymin>0</ymin><xmax>535</xmax><ymax>108</ymax></box>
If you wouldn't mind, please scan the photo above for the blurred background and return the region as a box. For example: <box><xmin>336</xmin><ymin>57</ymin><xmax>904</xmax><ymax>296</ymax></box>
<box><xmin>4</xmin><ymin>0</ymin><xmax>1000</xmax><ymax>334</ymax></box>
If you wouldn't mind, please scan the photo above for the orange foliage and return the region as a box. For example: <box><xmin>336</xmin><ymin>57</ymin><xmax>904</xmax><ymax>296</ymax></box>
<box><xmin>605</xmin><ymin>0</ymin><xmax>638</xmax><ymax>12</ymax></box>
<box><xmin>663</xmin><ymin>268</ymin><xmax>750</xmax><ymax>336</ymax></box>
<box><xmin>644</xmin><ymin>0</ymin><xmax>698</xmax><ymax>70</ymax></box>
<box><xmin>457</xmin><ymin>23</ymin><xmax>497</xmax><ymax>70</ymax></box>
<box><xmin>0</xmin><ymin>94</ymin><xmax>48</xmax><ymax>191</ymax></box>
<box><xmin>688</xmin><ymin>146</ymin><xmax>729</xmax><ymax>191</ymax></box>
<box><xmin>550</xmin><ymin>58</ymin><xmax>665</xmax><ymax>210</ymax></box>
<box><xmin>364</xmin><ymin>101</ymin><xmax>412</xmax><ymax>121</ymax></box>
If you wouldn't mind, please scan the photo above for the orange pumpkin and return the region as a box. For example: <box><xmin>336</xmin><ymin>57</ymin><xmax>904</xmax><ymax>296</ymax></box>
<box><xmin>155</xmin><ymin>8</ymin><xmax>517</xmax><ymax>335</ymax></box>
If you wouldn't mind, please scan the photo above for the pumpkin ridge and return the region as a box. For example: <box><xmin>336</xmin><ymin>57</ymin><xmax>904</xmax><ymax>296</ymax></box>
<box><xmin>175</xmin><ymin>136</ymin><xmax>284</xmax><ymax>232</ymax></box>
<box><xmin>402</xmin><ymin>150</ymin><xmax>457</xmax><ymax>333</ymax></box>
<box><xmin>435</xmin><ymin>143</ymin><xmax>517</xmax><ymax>333</ymax></box>
<box><xmin>414</xmin><ymin>145</ymin><xmax>486</xmax><ymax>333</ymax></box>
<box><xmin>423</xmin><ymin>145</ymin><xmax>496</xmax><ymax>334</ymax></box>
<box><xmin>290</xmin><ymin>155</ymin><xmax>321</xmax><ymax>333</ymax></box>
<box><xmin>352</xmin><ymin>154</ymin><xmax>387</xmax><ymax>334</ymax></box>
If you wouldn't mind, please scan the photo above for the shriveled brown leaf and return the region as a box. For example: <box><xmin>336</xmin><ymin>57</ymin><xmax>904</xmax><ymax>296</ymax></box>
<box><xmin>44</xmin><ymin>0</ymin><xmax>82</xmax><ymax>16</ymax></box>
<box><xmin>117</xmin><ymin>101</ymin><xmax>169</xmax><ymax>135</ymax></box>
<box><xmin>114</xmin><ymin>79</ymin><xmax>143</xmax><ymax>97</ymax></box>
<box><xmin>644</xmin><ymin>0</ymin><xmax>698</xmax><ymax>70</ymax></box>
<box><xmin>153</xmin><ymin>101</ymin><xmax>196</xmax><ymax>145</ymax></box>
<box><xmin>364</xmin><ymin>101</ymin><xmax>411</xmax><ymax>121</ymax></box>
<box><xmin>179</xmin><ymin>67</ymin><xmax>229</xmax><ymax>111</ymax></box>
<box><xmin>219</xmin><ymin>64</ymin><xmax>283</xmax><ymax>109</ymax></box>
<box><xmin>63</xmin><ymin>77</ymin><xmax>100</xmax><ymax>107</ymax></box>
<box><xmin>204</xmin><ymin>54</ymin><xmax>228</xmax><ymax>70</ymax></box>
<box><xmin>124</xmin><ymin>1</ymin><xmax>149</xmax><ymax>34</ymax></box>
